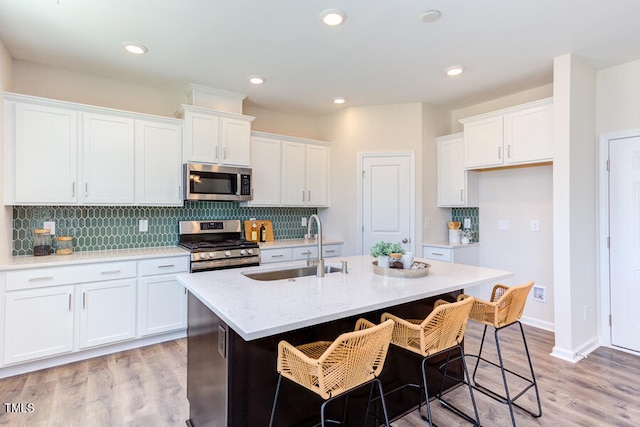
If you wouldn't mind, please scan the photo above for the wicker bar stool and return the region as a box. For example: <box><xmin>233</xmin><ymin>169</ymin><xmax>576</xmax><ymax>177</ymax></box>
<box><xmin>458</xmin><ymin>281</ymin><xmax>542</xmax><ymax>427</ymax></box>
<box><xmin>268</xmin><ymin>318</ymin><xmax>394</xmax><ymax>427</ymax></box>
<box><xmin>381</xmin><ymin>297</ymin><xmax>481</xmax><ymax>427</ymax></box>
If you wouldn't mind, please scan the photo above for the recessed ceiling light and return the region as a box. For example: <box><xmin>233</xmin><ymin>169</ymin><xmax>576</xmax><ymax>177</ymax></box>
<box><xmin>333</xmin><ymin>97</ymin><xmax>346</xmax><ymax>104</ymax></box>
<box><xmin>320</xmin><ymin>9</ymin><xmax>347</xmax><ymax>26</ymax></box>
<box><xmin>123</xmin><ymin>42</ymin><xmax>148</xmax><ymax>55</ymax></box>
<box><xmin>421</xmin><ymin>10</ymin><xmax>442</xmax><ymax>23</ymax></box>
<box><xmin>248</xmin><ymin>75</ymin><xmax>266</xmax><ymax>85</ymax></box>
<box><xmin>445</xmin><ymin>66</ymin><xmax>464</xmax><ymax>76</ymax></box>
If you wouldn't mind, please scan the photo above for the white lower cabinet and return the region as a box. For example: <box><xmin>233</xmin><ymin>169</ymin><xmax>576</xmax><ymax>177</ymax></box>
<box><xmin>2</xmin><ymin>254</ymin><xmax>189</xmax><ymax>368</ymax></box>
<box><xmin>137</xmin><ymin>257</ymin><xmax>188</xmax><ymax>336</ymax></box>
<box><xmin>4</xmin><ymin>286</ymin><xmax>75</xmax><ymax>365</ymax></box>
<box><xmin>422</xmin><ymin>244</ymin><xmax>479</xmax><ymax>266</ymax></box>
<box><xmin>261</xmin><ymin>243</ymin><xmax>342</xmax><ymax>264</ymax></box>
<box><xmin>79</xmin><ymin>279</ymin><xmax>136</xmax><ymax>349</ymax></box>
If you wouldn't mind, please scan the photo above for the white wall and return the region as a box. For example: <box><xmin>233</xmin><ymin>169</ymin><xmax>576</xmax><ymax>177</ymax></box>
<box><xmin>244</xmin><ymin>104</ymin><xmax>320</xmax><ymax>140</ymax></box>
<box><xmin>552</xmin><ymin>54</ymin><xmax>598</xmax><ymax>362</ymax></box>
<box><xmin>318</xmin><ymin>103</ymin><xmax>423</xmax><ymax>256</ymax></box>
<box><xmin>0</xmin><ymin>38</ymin><xmax>13</xmax><ymax>257</ymax></box>
<box><xmin>12</xmin><ymin>61</ymin><xmax>183</xmax><ymax>117</ymax></box>
<box><xmin>477</xmin><ymin>166</ymin><xmax>554</xmax><ymax>329</ymax></box>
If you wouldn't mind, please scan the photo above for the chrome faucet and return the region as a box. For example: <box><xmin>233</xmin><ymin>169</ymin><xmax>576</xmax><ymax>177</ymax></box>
<box><xmin>307</xmin><ymin>214</ymin><xmax>324</xmax><ymax>277</ymax></box>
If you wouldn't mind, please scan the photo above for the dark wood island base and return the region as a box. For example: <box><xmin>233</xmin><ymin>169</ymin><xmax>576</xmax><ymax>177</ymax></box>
<box><xmin>186</xmin><ymin>290</ymin><xmax>464</xmax><ymax>427</ymax></box>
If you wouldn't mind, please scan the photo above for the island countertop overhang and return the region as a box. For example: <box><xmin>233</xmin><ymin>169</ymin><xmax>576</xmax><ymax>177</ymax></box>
<box><xmin>177</xmin><ymin>254</ymin><xmax>512</xmax><ymax>341</ymax></box>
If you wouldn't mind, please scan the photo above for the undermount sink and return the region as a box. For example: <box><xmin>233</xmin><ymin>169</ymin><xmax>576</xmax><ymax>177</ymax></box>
<box><xmin>243</xmin><ymin>265</ymin><xmax>341</xmax><ymax>281</ymax></box>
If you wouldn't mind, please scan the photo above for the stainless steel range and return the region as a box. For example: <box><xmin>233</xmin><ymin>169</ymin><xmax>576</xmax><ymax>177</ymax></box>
<box><xmin>179</xmin><ymin>220</ymin><xmax>260</xmax><ymax>272</ymax></box>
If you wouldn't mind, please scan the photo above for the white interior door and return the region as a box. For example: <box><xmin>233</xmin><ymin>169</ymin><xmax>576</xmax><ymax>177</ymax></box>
<box><xmin>361</xmin><ymin>154</ymin><xmax>413</xmax><ymax>255</ymax></box>
<box><xmin>609</xmin><ymin>136</ymin><xmax>640</xmax><ymax>352</ymax></box>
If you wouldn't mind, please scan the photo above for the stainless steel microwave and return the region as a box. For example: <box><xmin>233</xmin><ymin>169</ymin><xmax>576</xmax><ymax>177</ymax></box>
<box><xmin>184</xmin><ymin>163</ymin><xmax>252</xmax><ymax>202</ymax></box>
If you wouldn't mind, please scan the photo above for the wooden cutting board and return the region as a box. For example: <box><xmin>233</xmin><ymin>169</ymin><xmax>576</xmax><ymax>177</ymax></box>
<box><xmin>244</xmin><ymin>220</ymin><xmax>274</xmax><ymax>242</ymax></box>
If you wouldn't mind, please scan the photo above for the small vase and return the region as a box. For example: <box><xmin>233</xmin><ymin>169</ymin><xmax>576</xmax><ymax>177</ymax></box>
<box><xmin>377</xmin><ymin>255</ymin><xmax>390</xmax><ymax>268</ymax></box>
<box><xmin>461</xmin><ymin>236</ymin><xmax>470</xmax><ymax>244</ymax></box>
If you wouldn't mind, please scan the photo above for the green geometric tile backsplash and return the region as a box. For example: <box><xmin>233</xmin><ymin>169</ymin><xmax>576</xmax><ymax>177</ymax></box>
<box><xmin>12</xmin><ymin>202</ymin><xmax>317</xmax><ymax>256</ymax></box>
<box><xmin>451</xmin><ymin>207</ymin><xmax>480</xmax><ymax>243</ymax></box>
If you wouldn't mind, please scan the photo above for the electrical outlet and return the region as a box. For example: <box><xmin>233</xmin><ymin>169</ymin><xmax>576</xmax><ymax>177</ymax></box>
<box><xmin>139</xmin><ymin>219</ymin><xmax>148</xmax><ymax>232</ymax></box>
<box><xmin>424</xmin><ymin>217</ymin><xmax>431</xmax><ymax>229</ymax></box>
<box><xmin>43</xmin><ymin>221</ymin><xmax>56</xmax><ymax>236</ymax></box>
<box><xmin>531</xmin><ymin>220</ymin><xmax>540</xmax><ymax>232</ymax></box>
<box><xmin>463</xmin><ymin>218</ymin><xmax>471</xmax><ymax>229</ymax></box>
<box><xmin>301</xmin><ymin>217</ymin><xmax>307</xmax><ymax>227</ymax></box>
<box><xmin>532</xmin><ymin>285</ymin><xmax>546</xmax><ymax>303</ymax></box>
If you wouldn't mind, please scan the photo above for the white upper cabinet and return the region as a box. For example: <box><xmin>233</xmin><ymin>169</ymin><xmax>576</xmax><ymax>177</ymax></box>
<box><xmin>437</xmin><ymin>133</ymin><xmax>478</xmax><ymax>207</ymax></box>
<box><xmin>462</xmin><ymin>98</ymin><xmax>553</xmax><ymax>169</ymax></box>
<box><xmin>8</xmin><ymin>101</ymin><xmax>78</xmax><ymax>205</ymax></box>
<box><xmin>135</xmin><ymin>120</ymin><xmax>183</xmax><ymax>206</ymax></box>
<box><xmin>178</xmin><ymin>105</ymin><xmax>254</xmax><ymax>166</ymax></box>
<box><xmin>4</xmin><ymin>93</ymin><xmax>184</xmax><ymax>206</ymax></box>
<box><xmin>249</xmin><ymin>132</ymin><xmax>330</xmax><ymax>207</ymax></box>
<box><xmin>247</xmin><ymin>135</ymin><xmax>282</xmax><ymax>206</ymax></box>
<box><xmin>82</xmin><ymin>113</ymin><xmax>135</xmax><ymax>204</ymax></box>
<box><xmin>281</xmin><ymin>139</ymin><xmax>330</xmax><ymax>207</ymax></box>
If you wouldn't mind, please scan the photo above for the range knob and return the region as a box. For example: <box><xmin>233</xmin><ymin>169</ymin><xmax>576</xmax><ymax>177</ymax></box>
<box><xmin>240</xmin><ymin>249</ymin><xmax>247</xmax><ymax>255</ymax></box>
<box><xmin>199</xmin><ymin>252</ymin><xmax>209</xmax><ymax>260</ymax></box>
<box><xmin>209</xmin><ymin>252</ymin><xmax>215</xmax><ymax>258</ymax></box>
<box><xmin>247</xmin><ymin>248</ymin><xmax>254</xmax><ymax>255</ymax></box>
<box><xmin>224</xmin><ymin>250</ymin><xmax>232</xmax><ymax>257</ymax></box>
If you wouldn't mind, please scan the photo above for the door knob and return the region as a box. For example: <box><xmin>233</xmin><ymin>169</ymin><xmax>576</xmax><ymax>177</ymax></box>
<box><xmin>402</xmin><ymin>238</ymin><xmax>409</xmax><ymax>243</ymax></box>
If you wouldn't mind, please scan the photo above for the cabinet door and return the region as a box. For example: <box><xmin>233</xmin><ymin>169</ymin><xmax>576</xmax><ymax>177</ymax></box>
<box><xmin>220</xmin><ymin>117</ymin><xmax>251</xmax><ymax>166</ymax></box>
<box><xmin>438</xmin><ymin>134</ymin><xmax>465</xmax><ymax>207</ymax></box>
<box><xmin>13</xmin><ymin>103</ymin><xmax>78</xmax><ymax>204</ymax></box>
<box><xmin>135</xmin><ymin>120</ymin><xmax>183</xmax><ymax>206</ymax></box>
<box><xmin>281</xmin><ymin>141</ymin><xmax>307</xmax><ymax>205</ymax></box>
<box><xmin>79</xmin><ymin>279</ymin><xmax>136</xmax><ymax>349</ymax></box>
<box><xmin>504</xmin><ymin>102</ymin><xmax>553</xmax><ymax>165</ymax></box>
<box><xmin>138</xmin><ymin>276</ymin><xmax>187</xmax><ymax>336</ymax></box>
<box><xmin>82</xmin><ymin>113</ymin><xmax>135</xmax><ymax>204</ymax></box>
<box><xmin>463</xmin><ymin>115</ymin><xmax>504</xmax><ymax>168</ymax></box>
<box><xmin>184</xmin><ymin>111</ymin><xmax>220</xmax><ymax>163</ymax></box>
<box><xmin>4</xmin><ymin>286</ymin><xmax>74</xmax><ymax>364</ymax></box>
<box><xmin>248</xmin><ymin>136</ymin><xmax>281</xmax><ymax>205</ymax></box>
<box><xmin>306</xmin><ymin>144</ymin><xmax>330</xmax><ymax>206</ymax></box>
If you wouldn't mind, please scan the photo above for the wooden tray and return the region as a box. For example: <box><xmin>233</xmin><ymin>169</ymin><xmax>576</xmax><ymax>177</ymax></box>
<box><xmin>244</xmin><ymin>220</ymin><xmax>274</xmax><ymax>242</ymax></box>
<box><xmin>372</xmin><ymin>261</ymin><xmax>430</xmax><ymax>278</ymax></box>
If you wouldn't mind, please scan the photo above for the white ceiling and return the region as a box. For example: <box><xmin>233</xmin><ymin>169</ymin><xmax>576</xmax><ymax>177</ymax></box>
<box><xmin>1</xmin><ymin>0</ymin><xmax>640</xmax><ymax>116</ymax></box>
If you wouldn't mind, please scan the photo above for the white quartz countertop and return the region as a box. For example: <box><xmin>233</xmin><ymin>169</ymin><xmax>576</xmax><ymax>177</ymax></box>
<box><xmin>177</xmin><ymin>254</ymin><xmax>512</xmax><ymax>341</ymax></box>
<box><xmin>0</xmin><ymin>246</ymin><xmax>190</xmax><ymax>271</ymax></box>
<box><xmin>259</xmin><ymin>238</ymin><xmax>343</xmax><ymax>249</ymax></box>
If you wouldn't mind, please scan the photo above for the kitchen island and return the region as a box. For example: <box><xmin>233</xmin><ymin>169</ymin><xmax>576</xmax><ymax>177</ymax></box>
<box><xmin>177</xmin><ymin>255</ymin><xmax>512</xmax><ymax>426</ymax></box>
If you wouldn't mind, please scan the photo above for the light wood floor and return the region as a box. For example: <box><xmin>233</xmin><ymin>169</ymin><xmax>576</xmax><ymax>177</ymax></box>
<box><xmin>1</xmin><ymin>322</ymin><xmax>639</xmax><ymax>426</ymax></box>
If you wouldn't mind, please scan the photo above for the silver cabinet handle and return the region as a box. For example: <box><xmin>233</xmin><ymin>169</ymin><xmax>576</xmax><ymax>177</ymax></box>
<box><xmin>85</xmin><ymin>182</ymin><xmax>88</xmax><ymax>198</ymax></box>
<box><xmin>325</xmin><ymin>249</ymin><xmax>336</xmax><ymax>253</ymax></box>
<box><xmin>302</xmin><ymin>191</ymin><xmax>305</xmax><ymax>202</ymax></box>
<box><xmin>158</xmin><ymin>264</ymin><xmax>175</xmax><ymax>269</ymax></box>
<box><xmin>28</xmin><ymin>276</ymin><xmax>54</xmax><ymax>282</ymax></box>
<box><xmin>69</xmin><ymin>294</ymin><xmax>72</xmax><ymax>311</ymax></box>
<box><xmin>215</xmin><ymin>146</ymin><xmax>219</xmax><ymax>160</ymax></box>
<box><xmin>498</xmin><ymin>146</ymin><xmax>502</xmax><ymax>160</ymax></box>
<box><xmin>222</xmin><ymin>146</ymin><xmax>226</xmax><ymax>160</ymax></box>
<box><xmin>507</xmin><ymin>144</ymin><xmax>511</xmax><ymax>158</ymax></box>
<box><xmin>301</xmin><ymin>251</ymin><xmax>312</xmax><ymax>255</ymax></box>
<box><xmin>72</xmin><ymin>182</ymin><xmax>76</xmax><ymax>198</ymax></box>
<box><xmin>432</xmin><ymin>252</ymin><xmax>444</xmax><ymax>256</ymax></box>
<box><xmin>271</xmin><ymin>254</ymin><xmax>284</xmax><ymax>258</ymax></box>
<box><xmin>82</xmin><ymin>291</ymin><xmax>86</xmax><ymax>310</ymax></box>
<box><xmin>460</xmin><ymin>189</ymin><xmax>464</xmax><ymax>201</ymax></box>
<box><xmin>308</xmin><ymin>190</ymin><xmax>311</xmax><ymax>202</ymax></box>
<box><xmin>100</xmin><ymin>270</ymin><xmax>122</xmax><ymax>275</ymax></box>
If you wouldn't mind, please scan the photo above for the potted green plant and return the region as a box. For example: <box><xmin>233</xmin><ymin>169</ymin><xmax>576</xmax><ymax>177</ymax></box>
<box><xmin>370</xmin><ymin>241</ymin><xmax>405</xmax><ymax>268</ymax></box>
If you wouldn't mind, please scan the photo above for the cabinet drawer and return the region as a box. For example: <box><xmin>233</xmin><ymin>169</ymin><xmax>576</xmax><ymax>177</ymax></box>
<box><xmin>6</xmin><ymin>261</ymin><xmax>136</xmax><ymax>291</ymax></box>
<box><xmin>293</xmin><ymin>246</ymin><xmax>318</xmax><ymax>261</ymax></box>
<box><xmin>323</xmin><ymin>244</ymin><xmax>342</xmax><ymax>258</ymax></box>
<box><xmin>260</xmin><ymin>248</ymin><xmax>293</xmax><ymax>264</ymax></box>
<box><xmin>138</xmin><ymin>256</ymin><xmax>189</xmax><ymax>276</ymax></box>
<box><xmin>423</xmin><ymin>247</ymin><xmax>453</xmax><ymax>262</ymax></box>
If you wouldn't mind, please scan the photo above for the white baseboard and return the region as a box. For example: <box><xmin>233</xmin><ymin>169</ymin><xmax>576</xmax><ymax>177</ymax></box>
<box><xmin>0</xmin><ymin>329</ymin><xmax>186</xmax><ymax>379</ymax></box>
<box><xmin>550</xmin><ymin>335</ymin><xmax>600</xmax><ymax>364</ymax></box>
<box><xmin>521</xmin><ymin>315</ymin><xmax>554</xmax><ymax>332</ymax></box>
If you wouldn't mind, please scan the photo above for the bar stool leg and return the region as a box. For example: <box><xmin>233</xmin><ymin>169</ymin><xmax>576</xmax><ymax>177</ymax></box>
<box><xmin>517</xmin><ymin>322</ymin><xmax>543</xmax><ymax>417</ymax></box>
<box><xmin>471</xmin><ymin>324</ymin><xmax>490</xmax><ymax>384</ymax></box>
<box><xmin>494</xmin><ymin>328</ymin><xmax>518</xmax><ymax>427</ymax></box>
<box><xmin>419</xmin><ymin>357</ymin><xmax>435</xmax><ymax>427</ymax></box>
<box><xmin>269</xmin><ymin>375</ymin><xmax>283</xmax><ymax>427</ymax></box>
